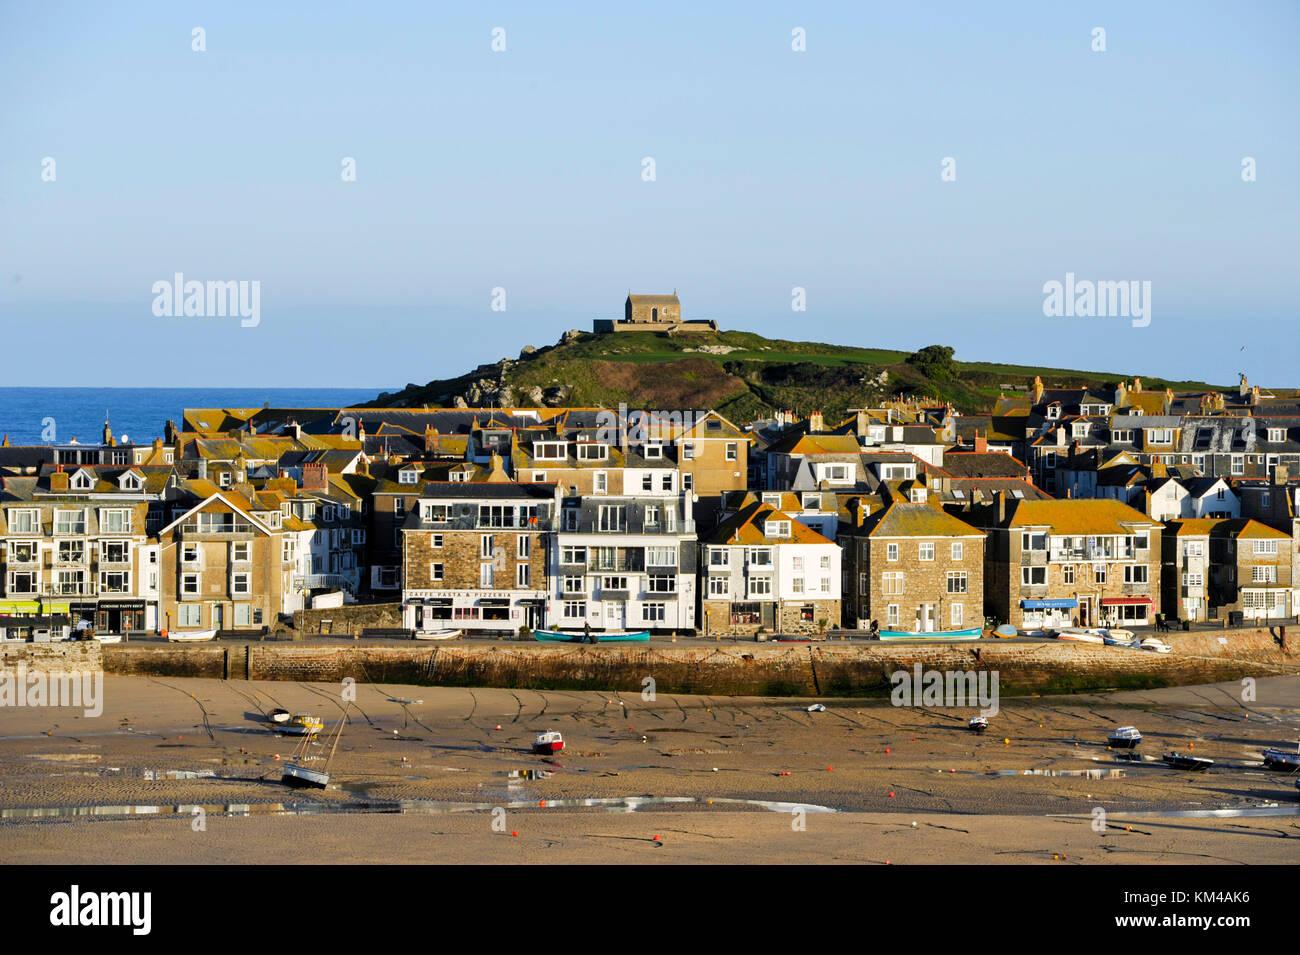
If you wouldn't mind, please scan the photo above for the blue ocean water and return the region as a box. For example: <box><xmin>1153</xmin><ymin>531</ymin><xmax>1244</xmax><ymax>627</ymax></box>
<box><xmin>0</xmin><ymin>388</ymin><xmax>385</xmax><ymax>446</ymax></box>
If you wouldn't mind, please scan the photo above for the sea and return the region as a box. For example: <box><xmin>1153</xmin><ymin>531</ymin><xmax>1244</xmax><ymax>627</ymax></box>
<box><xmin>0</xmin><ymin>387</ymin><xmax>386</xmax><ymax>446</ymax></box>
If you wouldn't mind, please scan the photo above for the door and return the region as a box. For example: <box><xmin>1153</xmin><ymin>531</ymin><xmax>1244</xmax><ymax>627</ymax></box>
<box><xmin>918</xmin><ymin>604</ymin><xmax>935</xmax><ymax>632</ymax></box>
<box><xmin>605</xmin><ymin>601</ymin><xmax>625</xmax><ymax>630</ymax></box>
<box><xmin>213</xmin><ymin>604</ymin><xmax>224</xmax><ymax>630</ymax></box>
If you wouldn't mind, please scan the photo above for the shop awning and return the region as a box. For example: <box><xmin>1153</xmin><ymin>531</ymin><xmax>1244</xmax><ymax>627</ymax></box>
<box><xmin>1021</xmin><ymin>598</ymin><xmax>1078</xmax><ymax>609</ymax></box>
<box><xmin>1101</xmin><ymin>597</ymin><xmax>1153</xmax><ymax>606</ymax></box>
<box><xmin>479</xmin><ymin>598</ymin><xmax>511</xmax><ymax>608</ymax></box>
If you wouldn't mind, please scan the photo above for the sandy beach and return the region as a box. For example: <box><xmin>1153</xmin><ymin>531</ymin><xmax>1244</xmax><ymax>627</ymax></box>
<box><xmin>2</xmin><ymin>674</ymin><xmax>1297</xmax><ymax>863</ymax></box>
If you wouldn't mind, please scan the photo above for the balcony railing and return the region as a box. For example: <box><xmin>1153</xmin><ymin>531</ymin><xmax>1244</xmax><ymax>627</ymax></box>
<box><xmin>293</xmin><ymin>574</ymin><xmax>345</xmax><ymax>590</ymax></box>
<box><xmin>180</xmin><ymin>521</ymin><xmax>254</xmax><ymax>535</ymax></box>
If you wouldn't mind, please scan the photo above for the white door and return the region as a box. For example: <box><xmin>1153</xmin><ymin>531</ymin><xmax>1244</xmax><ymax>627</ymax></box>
<box><xmin>605</xmin><ymin>601</ymin><xmax>625</xmax><ymax>629</ymax></box>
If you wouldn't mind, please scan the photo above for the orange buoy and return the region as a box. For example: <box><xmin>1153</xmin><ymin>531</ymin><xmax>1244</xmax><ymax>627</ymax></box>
<box><xmin>511</xmin><ymin>830</ymin><xmax>518</xmax><ymax>837</ymax></box>
<box><xmin>888</xmin><ymin>791</ymin><xmax>895</xmax><ymax>797</ymax></box>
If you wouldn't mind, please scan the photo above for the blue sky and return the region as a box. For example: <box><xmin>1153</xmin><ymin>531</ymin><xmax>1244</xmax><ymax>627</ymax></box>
<box><xmin>1</xmin><ymin>1</ymin><xmax>1297</xmax><ymax>389</ymax></box>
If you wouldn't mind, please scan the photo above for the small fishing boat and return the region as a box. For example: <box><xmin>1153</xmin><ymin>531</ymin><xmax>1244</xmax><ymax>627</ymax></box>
<box><xmin>775</xmin><ymin>634</ymin><xmax>814</xmax><ymax>643</ymax></box>
<box><xmin>1108</xmin><ymin>726</ymin><xmax>1143</xmax><ymax>749</ymax></box>
<box><xmin>1018</xmin><ymin>628</ymin><xmax>1058</xmax><ymax>638</ymax></box>
<box><xmin>532</xmin><ymin>730</ymin><xmax>564</xmax><ymax>755</ymax></box>
<box><xmin>968</xmin><ymin>716</ymin><xmax>989</xmax><ymax>733</ymax></box>
<box><xmin>1098</xmin><ymin>628</ymin><xmax>1135</xmax><ymax>644</ymax></box>
<box><xmin>533</xmin><ymin>629</ymin><xmax>650</xmax><ymax>644</ymax></box>
<box><xmin>91</xmin><ymin>633</ymin><xmax>122</xmax><ymax>644</ymax></box>
<box><xmin>1057</xmin><ymin>628</ymin><xmax>1104</xmax><ymax>644</ymax></box>
<box><xmin>167</xmin><ymin>629</ymin><xmax>217</xmax><ymax>642</ymax></box>
<box><xmin>805</xmin><ymin>703</ymin><xmax>826</xmax><ymax>713</ymax></box>
<box><xmin>281</xmin><ymin>706</ymin><xmax>348</xmax><ymax>789</ymax></box>
<box><xmin>1139</xmin><ymin>637</ymin><xmax>1173</xmax><ymax>654</ymax></box>
<box><xmin>1262</xmin><ymin>747</ymin><xmax>1300</xmax><ymax>771</ymax></box>
<box><xmin>1163</xmin><ymin>751</ymin><xmax>1213</xmax><ymax>771</ymax></box>
<box><xmin>993</xmin><ymin>624</ymin><xmax>1019</xmax><ymax>639</ymax></box>
<box><xmin>279</xmin><ymin>714</ymin><xmax>324</xmax><ymax>736</ymax></box>
<box><xmin>413</xmin><ymin>628</ymin><xmax>461</xmax><ymax>641</ymax></box>
<box><xmin>877</xmin><ymin>626</ymin><xmax>983</xmax><ymax>641</ymax></box>
<box><xmin>268</xmin><ymin>708</ymin><xmax>291</xmax><ymax>725</ymax></box>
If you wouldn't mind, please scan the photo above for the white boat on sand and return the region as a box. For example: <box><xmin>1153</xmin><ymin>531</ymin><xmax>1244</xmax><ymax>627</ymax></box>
<box><xmin>413</xmin><ymin>628</ymin><xmax>461</xmax><ymax>641</ymax></box>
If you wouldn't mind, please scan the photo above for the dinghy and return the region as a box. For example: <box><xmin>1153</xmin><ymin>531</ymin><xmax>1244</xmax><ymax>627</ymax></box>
<box><xmin>282</xmin><ymin>706</ymin><xmax>347</xmax><ymax>789</ymax></box>
<box><xmin>279</xmin><ymin>714</ymin><xmax>324</xmax><ymax>736</ymax></box>
<box><xmin>91</xmin><ymin>633</ymin><xmax>122</xmax><ymax>644</ymax></box>
<box><xmin>1056</xmin><ymin>628</ymin><xmax>1104</xmax><ymax>644</ymax></box>
<box><xmin>533</xmin><ymin>629</ymin><xmax>649</xmax><ymax>644</ymax></box>
<box><xmin>968</xmin><ymin>716</ymin><xmax>989</xmax><ymax>733</ymax></box>
<box><xmin>268</xmin><ymin>708</ymin><xmax>291</xmax><ymax>725</ymax></box>
<box><xmin>1163</xmin><ymin>751</ymin><xmax>1213</xmax><ymax>771</ymax></box>
<box><xmin>167</xmin><ymin>629</ymin><xmax>217</xmax><ymax>642</ymax></box>
<box><xmin>413</xmin><ymin>628</ymin><xmax>461</xmax><ymax>641</ymax></box>
<box><xmin>877</xmin><ymin>626</ymin><xmax>982</xmax><ymax>641</ymax></box>
<box><xmin>1262</xmin><ymin>747</ymin><xmax>1300</xmax><ymax>771</ymax></box>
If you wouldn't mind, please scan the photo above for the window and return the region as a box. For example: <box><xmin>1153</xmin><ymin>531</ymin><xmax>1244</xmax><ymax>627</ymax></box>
<box><xmin>918</xmin><ymin>542</ymin><xmax>935</xmax><ymax>561</ymax></box>
<box><xmin>1254</xmin><ymin>540</ymin><xmax>1279</xmax><ymax>555</ymax></box>
<box><xmin>1147</xmin><ymin>428</ymin><xmax>1173</xmax><ymax>444</ymax></box>
<box><xmin>765</xmin><ymin>520</ymin><xmax>791</xmax><ymax>538</ymax></box>
<box><xmin>516</xmin><ymin>563</ymin><xmax>531</xmax><ymax>588</ymax></box>
<box><xmin>563</xmin><ymin>601</ymin><xmax>586</xmax><ymax>619</ymax></box>
<box><xmin>792</xmin><ymin>577</ymin><xmax>804</xmax><ymax>594</ymax></box>
<box><xmin>661</xmin><ymin>473</ymin><xmax>673</xmax><ymax>491</ymax></box>
<box><xmin>748</xmin><ymin>548</ymin><xmax>772</xmax><ymax>567</ymax></box>
<box><xmin>479</xmin><ymin>563</ymin><xmax>494</xmax><ymax>588</ymax></box>
<box><xmin>859</xmin><ymin>573</ymin><xmax>869</xmax><ymax>595</ymax></box>
<box><xmin>100</xmin><ymin>509</ymin><xmax>131</xmax><ymax>533</ymax></box>
<box><xmin>533</xmin><ymin>472</ymin><xmax>546</xmax><ymax>483</ymax></box>
<box><xmin>1231</xmin><ymin>455</ymin><xmax>1244</xmax><ymax>476</ymax></box>
<box><xmin>8</xmin><ymin>509</ymin><xmax>39</xmax><ymax>533</ymax></box>
<box><xmin>57</xmin><ymin>540</ymin><xmax>85</xmax><ymax>563</ymax></box>
<box><xmin>8</xmin><ymin>541</ymin><xmax>37</xmax><ymax>563</ymax></box>
<box><xmin>645</xmin><ymin>505</ymin><xmax>661</xmax><ymax>528</ymax></box>
<box><xmin>1252</xmin><ymin>565</ymin><xmax>1278</xmax><ymax>583</ymax></box>
<box><xmin>1021</xmin><ymin>566</ymin><xmax>1047</xmax><ymax>586</ymax></box>
<box><xmin>561</xmin><ymin>546</ymin><xmax>587</xmax><ymax>565</ymax></box>
<box><xmin>748</xmin><ymin>576</ymin><xmax>772</xmax><ymax>597</ymax></box>
<box><xmin>1123</xmin><ymin>565</ymin><xmax>1148</xmax><ymax>584</ymax></box>
<box><xmin>178</xmin><ymin>604</ymin><xmax>202</xmax><ymax>627</ymax></box>
<box><xmin>647</xmin><ymin>546</ymin><xmax>676</xmax><ymax>567</ymax></box>
<box><xmin>709</xmin><ymin>548</ymin><xmax>730</xmax><ymax>567</ymax></box>
<box><xmin>601</xmin><ymin>575</ymin><xmax>628</xmax><ymax>591</ymax></box>
<box><xmin>281</xmin><ymin>539</ymin><xmax>295</xmax><ymax>561</ymax></box>
<box><xmin>182</xmin><ymin>573</ymin><xmax>199</xmax><ymax>595</ymax></box>
<box><xmin>1268</xmin><ymin>428</ymin><xmax>1285</xmax><ymax>443</ymax></box>
<box><xmin>708</xmin><ymin>576</ymin><xmax>729</xmax><ymax>597</ymax></box>
<box><xmin>793</xmin><ymin>556</ymin><xmax>804</xmax><ymax>572</ymax></box>
<box><xmin>1135</xmin><ymin>532</ymin><xmax>1149</xmax><ymax>550</ymax></box>
<box><xmin>951</xmin><ymin>603</ymin><xmax>964</xmax><ymax>627</ymax></box>
<box><xmin>644</xmin><ymin>444</ymin><xmax>663</xmax><ymax>459</ymax></box>
<box><xmin>882</xmin><ymin>572</ymin><xmax>904</xmax><ymax>595</ymax></box>
<box><xmin>1185</xmin><ymin>541</ymin><xmax>1203</xmax><ymax>557</ymax></box>
<box><xmin>820</xmin><ymin>577</ymin><xmax>831</xmax><ymax>593</ymax></box>
<box><xmin>99</xmin><ymin>571</ymin><xmax>129</xmax><ymax>594</ymax></box>
<box><xmin>8</xmin><ymin>571</ymin><xmax>37</xmax><ymax>594</ymax></box>
<box><xmin>1063</xmin><ymin>564</ymin><xmax>1075</xmax><ymax>584</ymax></box>
<box><xmin>1093</xmin><ymin>563</ymin><xmax>1107</xmax><ymax>583</ymax></box>
<box><xmin>681</xmin><ymin>443</ymin><xmax>695</xmax><ymax>461</ymax></box>
<box><xmin>563</xmin><ymin>575</ymin><xmax>584</xmax><ymax>593</ymax></box>
<box><xmin>399</xmin><ymin>469</ymin><xmax>418</xmax><ymax>485</ymax></box>
<box><xmin>517</xmin><ymin>535</ymin><xmax>530</xmax><ymax>559</ymax></box>
<box><xmin>951</xmin><ymin>542</ymin><xmax>964</xmax><ymax>561</ymax></box>
<box><xmin>394</xmin><ymin>498</ymin><xmax>406</xmax><ymax>518</ymax></box>
<box><xmin>682</xmin><ymin>473</ymin><xmax>693</xmax><ymax>491</ymax></box>
<box><xmin>946</xmin><ymin>572</ymin><xmax>967</xmax><ymax>594</ymax></box>
<box><xmin>231</xmin><ymin>541</ymin><xmax>250</xmax><ymax>562</ymax></box>
<box><xmin>1021</xmin><ymin>532</ymin><xmax>1047</xmax><ymax>551</ymax></box>
<box><xmin>430</xmin><ymin>563</ymin><xmax>444</xmax><ymax>581</ymax></box>
<box><xmin>725</xmin><ymin>443</ymin><xmax>738</xmax><ymax>461</ymax></box>
<box><xmin>481</xmin><ymin>535</ymin><xmax>494</xmax><ymax>558</ymax></box>
<box><xmin>534</xmin><ymin>442</ymin><xmax>566</xmax><ymax>461</ymax></box>
<box><xmin>453</xmin><ymin>606</ymin><xmax>480</xmax><ymax>621</ymax></box>
<box><xmin>886</xmin><ymin>543</ymin><xmax>899</xmax><ymax>561</ymax></box>
<box><xmin>54</xmin><ymin>509</ymin><xmax>86</xmax><ymax>535</ymax></box>
<box><xmin>576</xmin><ymin>444</ymin><xmax>608</xmax><ymax>461</ymax></box>
<box><xmin>232</xmin><ymin>572</ymin><xmax>250</xmax><ymax>594</ymax></box>
<box><xmin>598</xmin><ymin>505</ymin><xmax>625</xmax><ymax>532</ymax></box>
<box><xmin>886</xmin><ymin>604</ymin><xmax>900</xmax><ymax>626</ymax></box>
<box><xmin>1183</xmin><ymin>572</ymin><xmax>1203</xmax><ymax>588</ymax></box>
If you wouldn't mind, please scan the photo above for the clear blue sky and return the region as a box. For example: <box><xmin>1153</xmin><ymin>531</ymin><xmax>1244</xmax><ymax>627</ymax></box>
<box><xmin>1</xmin><ymin>1</ymin><xmax>1296</xmax><ymax>389</ymax></box>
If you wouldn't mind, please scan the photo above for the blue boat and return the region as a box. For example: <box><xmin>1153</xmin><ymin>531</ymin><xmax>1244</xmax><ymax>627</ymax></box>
<box><xmin>533</xmin><ymin>629</ymin><xmax>650</xmax><ymax>644</ymax></box>
<box><xmin>877</xmin><ymin>626</ymin><xmax>983</xmax><ymax>641</ymax></box>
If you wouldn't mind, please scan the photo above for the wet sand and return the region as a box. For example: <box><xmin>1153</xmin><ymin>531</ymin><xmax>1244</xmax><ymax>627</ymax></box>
<box><xmin>2</xmin><ymin>675</ymin><xmax>1298</xmax><ymax>863</ymax></box>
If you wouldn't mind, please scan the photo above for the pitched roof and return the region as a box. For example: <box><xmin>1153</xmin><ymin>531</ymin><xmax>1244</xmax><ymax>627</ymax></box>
<box><xmin>1005</xmin><ymin>498</ymin><xmax>1156</xmax><ymax>533</ymax></box>
<box><xmin>704</xmin><ymin>501</ymin><xmax>834</xmax><ymax>546</ymax></box>
<box><xmin>857</xmin><ymin>501</ymin><xmax>984</xmax><ymax>538</ymax></box>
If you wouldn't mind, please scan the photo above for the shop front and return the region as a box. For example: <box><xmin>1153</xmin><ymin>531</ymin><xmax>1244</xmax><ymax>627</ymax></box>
<box><xmin>1019</xmin><ymin>597</ymin><xmax>1077</xmax><ymax>631</ymax></box>
<box><xmin>1100</xmin><ymin>596</ymin><xmax>1153</xmax><ymax>626</ymax></box>
<box><xmin>97</xmin><ymin>600</ymin><xmax>149</xmax><ymax>634</ymax></box>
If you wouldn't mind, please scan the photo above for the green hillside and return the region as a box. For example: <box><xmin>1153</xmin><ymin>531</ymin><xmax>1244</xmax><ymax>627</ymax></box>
<box><xmin>368</xmin><ymin>328</ymin><xmax>1223</xmax><ymax>421</ymax></box>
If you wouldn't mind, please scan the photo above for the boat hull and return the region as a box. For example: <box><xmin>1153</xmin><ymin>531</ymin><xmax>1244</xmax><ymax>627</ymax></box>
<box><xmin>1163</xmin><ymin>753</ymin><xmax>1213</xmax><ymax>771</ymax></box>
<box><xmin>878</xmin><ymin>627</ymin><xmax>982</xmax><ymax>641</ymax></box>
<box><xmin>1057</xmin><ymin>629</ymin><xmax>1105</xmax><ymax>644</ymax></box>
<box><xmin>533</xmin><ymin>629</ymin><xmax>650</xmax><ymax>644</ymax></box>
<box><xmin>1108</xmin><ymin>736</ymin><xmax>1142</xmax><ymax>749</ymax></box>
<box><xmin>281</xmin><ymin>764</ymin><xmax>329</xmax><ymax>788</ymax></box>
<box><xmin>413</xmin><ymin>629</ymin><xmax>461</xmax><ymax>641</ymax></box>
<box><xmin>168</xmin><ymin>629</ymin><xmax>217</xmax><ymax>642</ymax></box>
<box><xmin>532</xmin><ymin>741</ymin><xmax>564</xmax><ymax>755</ymax></box>
<box><xmin>1262</xmin><ymin>749</ymin><xmax>1300</xmax><ymax>770</ymax></box>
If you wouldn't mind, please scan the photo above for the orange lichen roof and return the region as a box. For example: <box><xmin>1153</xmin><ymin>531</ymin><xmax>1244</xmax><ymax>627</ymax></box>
<box><xmin>704</xmin><ymin>501</ymin><xmax>834</xmax><ymax>545</ymax></box>
<box><xmin>1231</xmin><ymin>518</ymin><xmax>1290</xmax><ymax>540</ymax></box>
<box><xmin>1165</xmin><ymin>519</ymin><xmax>1222</xmax><ymax>536</ymax></box>
<box><xmin>860</xmin><ymin>502</ymin><xmax>984</xmax><ymax>538</ymax></box>
<box><xmin>1006</xmin><ymin>498</ymin><xmax>1155</xmax><ymax>533</ymax></box>
<box><xmin>768</xmin><ymin>432</ymin><xmax>862</xmax><ymax>455</ymax></box>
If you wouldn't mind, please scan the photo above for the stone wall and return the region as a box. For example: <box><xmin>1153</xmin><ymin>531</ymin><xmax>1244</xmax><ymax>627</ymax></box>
<box><xmin>293</xmin><ymin>602</ymin><xmax>405</xmax><ymax>635</ymax></box>
<box><xmin>99</xmin><ymin>625</ymin><xmax>1300</xmax><ymax>697</ymax></box>
<box><xmin>0</xmin><ymin>641</ymin><xmax>102</xmax><ymax>674</ymax></box>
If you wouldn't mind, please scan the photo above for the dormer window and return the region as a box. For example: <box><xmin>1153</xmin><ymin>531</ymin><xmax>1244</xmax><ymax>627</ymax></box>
<box><xmin>644</xmin><ymin>444</ymin><xmax>663</xmax><ymax>459</ymax></box>
<box><xmin>910</xmin><ymin>488</ymin><xmax>927</xmax><ymax>503</ymax></box>
<box><xmin>1268</xmin><ymin>428</ymin><xmax>1285</xmax><ymax>443</ymax></box>
<box><xmin>534</xmin><ymin>442</ymin><xmax>567</xmax><ymax>461</ymax></box>
<box><xmin>576</xmin><ymin>443</ymin><xmax>608</xmax><ymax>462</ymax></box>
<box><xmin>1147</xmin><ymin>428</ymin><xmax>1173</xmax><ymax>445</ymax></box>
<box><xmin>762</xmin><ymin>493</ymin><xmax>781</xmax><ymax>507</ymax></box>
<box><xmin>218</xmin><ymin>472</ymin><xmax>232</xmax><ymax>487</ymax></box>
<box><xmin>71</xmin><ymin>470</ymin><xmax>94</xmax><ymax>490</ymax></box>
<box><xmin>764</xmin><ymin>519</ymin><xmax>791</xmax><ymax>538</ymax></box>
<box><xmin>1046</xmin><ymin>405</ymin><xmax>1061</xmax><ymax>420</ymax></box>
<box><xmin>399</xmin><ymin>469</ymin><xmax>419</xmax><ymax>485</ymax></box>
<box><xmin>1072</xmin><ymin>423</ymin><xmax>1089</xmax><ymax>439</ymax></box>
<box><xmin>119</xmin><ymin>471</ymin><xmax>143</xmax><ymax>491</ymax></box>
<box><xmin>449</xmin><ymin>470</ymin><xmax>470</xmax><ymax>483</ymax></box>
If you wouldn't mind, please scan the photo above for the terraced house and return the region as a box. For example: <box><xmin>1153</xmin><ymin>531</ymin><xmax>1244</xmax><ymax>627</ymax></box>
<box><xmin>401</xmin><ymin>483</ymin><xmax>557</xmax><ymax>633</ymax></box>
<box><xmin>978</xmin><ymin>498</ymin><xmax>1162</xmax><ymax>630</ymax></box>
<box><xmin>838</xmin><ymin>485</ymin><xmax>985</xmax><ymax>633</ymax></box>
<box><xmin>550</xmin><ymin>485</ymin><xmax>697</xmax><ymax>634</ymax></box>
<box><xmin>156</xmin><ymin>483</ymin><xmax>290</xmax><ymax>634</ymax></box>
<box><xmin>1209</xmin><ymin>519</ymin><xmax>1293</xmax><ymax>623</ymax></box>
<box><xmin>700</xmin><ymin>497</ymin><xmax>840</xmax><ymax>635</ymax></box>
<box><xmin>0</xmin><ymin>465</ymin><xmax>168</xmax><ymax>634</ymax></box>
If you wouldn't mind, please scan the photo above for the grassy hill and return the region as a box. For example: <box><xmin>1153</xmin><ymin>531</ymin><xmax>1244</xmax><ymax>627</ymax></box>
<box><xmin>367</xmin><ymin>328</ymin><xmax>1223</xmax><ymax>420</ymax></box>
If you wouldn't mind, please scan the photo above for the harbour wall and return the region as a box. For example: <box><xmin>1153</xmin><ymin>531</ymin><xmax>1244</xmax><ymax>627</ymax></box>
<box><xmin>98</xmin><ymin>627</ymin><xmax>1300</xmax><ymax>697</ymax></box>
<box><xmin>0</xmin><ymin>641</ymin><xmax>103</xmax><ymax>675</ymax></box>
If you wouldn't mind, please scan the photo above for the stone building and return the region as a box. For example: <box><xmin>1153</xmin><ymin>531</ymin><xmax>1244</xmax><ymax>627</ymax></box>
<box><xmin>593</xmin><ymin>292</ymin><xmax>719</xmax><ymax>333</ymax></box>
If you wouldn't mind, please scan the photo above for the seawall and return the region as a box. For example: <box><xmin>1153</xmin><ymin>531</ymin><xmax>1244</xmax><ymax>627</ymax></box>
<box><xmin>98</xmin><ymin>627</ymin><xmax>1300</xmax><ymax>697</ymax></box>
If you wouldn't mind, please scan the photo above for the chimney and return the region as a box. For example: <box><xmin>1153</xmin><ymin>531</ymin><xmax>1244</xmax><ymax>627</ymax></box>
<box><xmin>974</xmin><ymin>430</ymin><xmax>988</xmax><ymax>453</ymax></box>
<box><xmin>1114</xmin><ymin>381</ymin><xmax>1127</xmax><ymax>409</ymax></box>
<box><xmin>197</xmin><ymin>459</ymin><xmax>208</xmax><ymax>481</ymax></box>
<box><xmin>855</xmin><ymin>411</ymin><xmax>867</xmax><ymax>438</ymax></box>
<box><xmin>1163</xmin><ymin>387</ymin><xmax>1174</xmax><ymax>415</ymax></box>
<box><xmin>1031</xmin><ymin>376</ymin><xmax>1045</xmax><ymax>403</ymax></box>
<box><xmin>164</xmin><ymin>419</ymin><xmax>178</xmax><ymax>445</ymax></box>
<box><xmin>302</xmin><ymin>462</ymin><xmax>328</xmax><ymax>492</ymax></box>
<box><xmin>1273</xmin><ymin>464</ymin><xmax>1288</xmax><ymax>486</ymax></box>
<box><xmin>809</xmin><ymin>411</ymin><xmax>824</xmax><ymax>433</ymax></box>
<box><xmin>1239</xmin><ymin>373</ymin><xmax>1250</xmax><ymax>398</ymax></box>
<box><xmin>426</xmin><ymin>427</ymin><xmax>440</xmax><ymax>454</ymax></box>
<box><xmin>1132</xmin><ymin>377</ymin><xmax>1143</xmax><ymax>394</ymax></box>
<box><xmin>102</xmin><ymin>413</ymin><xmax>113</xmax><ymax>447</ymax></box>
<box><xmin>994</xmin><ymin>490</ymin><xmax>1006</xmax><ymax>524</ymax></box>
<box><xmin>50</xmin><ymin>471</ymin><xmax>69</xmax><ymax>493</ymax></box>
<box><xmin>285</xmin><ymin>420</ymin><xmax>303</xmax><ymax>443</ymax></box>
<box><xmin>1251</xmin><ymin>385</ymin><xmax>1260</xmax><ymax>404</ymax></box>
